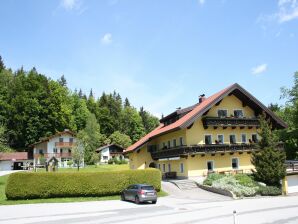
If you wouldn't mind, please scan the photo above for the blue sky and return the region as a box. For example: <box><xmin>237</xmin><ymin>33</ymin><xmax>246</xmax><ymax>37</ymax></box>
<box><xmin>0</xmin><ymin>0</ymin><xmax>297</xmax><ymax>117</ymax></box>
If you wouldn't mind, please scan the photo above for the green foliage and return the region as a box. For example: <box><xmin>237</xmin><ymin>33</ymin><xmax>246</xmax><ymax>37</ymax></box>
<box><xmin>89</xmin><ymin>152</ymin><xmax>100</xmax><ymax>165</ymax></box>
<box><xmin>139</xmin><ymin>106</ymin><xmax>160</xmax><ymax>133</ymax></box>
<box><xmin>203</xmin><ymin>173</ymin><xmax>224</xmax><ymax>186</ymax></box>
<box><xmin>252</xmin><ymin>147</ymin><xmax>286</xmax><ymax>186</ymax></box>
<box><xmin>5</xmin><ymin>169</ymin><xmax>161</xmax><ymax>200</ymax></box>
<box><xmin>234</xmin><ymin>174</ymin><xmax>256</xmax><ymax>187</ymax></box>
<box><xmin>109</xmin><ymin>131</ymin><xmax>132</xmax><ymax>148</ymax></box>
<box><xmin>252</xmin><ymin>114</ymin><xmax>286</xmax><ymax>186</ymax></box>
<box><xmin>0</xmin><ymin>125</ymin><xmax>11</xmax><ymax>152</ymax></box>
<box><xmin>108</xmin><ymin>157</ymin><xmax>128</xmax><ymax>165</ymax></box>
<box><xmin>71</xmin><ymin>141</ymin><xmax>84</xmax><ymax>171</ymax></box>
<box><xmin>77</xmin><ymin>113</ymin><xmax>106</xmax><ymax>164</ymax></box>
<box><xmin>257</xmin><ymin>185</ymin><xmax>282</xmax><ymax>196</ymax></box>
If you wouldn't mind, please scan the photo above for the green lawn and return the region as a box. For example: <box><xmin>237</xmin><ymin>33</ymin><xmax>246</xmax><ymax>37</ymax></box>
<box><xmin>36</xmin><ymin>164</ymin><xmax>129</xmax><ymax>172</ymax></box>
<box><xmin>0</xmin><ymin>164</ymin><xmax>168</xmax><ymax>205</ymax></box>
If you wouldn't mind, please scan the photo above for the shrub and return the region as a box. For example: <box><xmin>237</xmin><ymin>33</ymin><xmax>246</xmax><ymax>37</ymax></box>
<box><xmin>257</xmin><ymin>186</ymin><xmax>282</xmax><ymax>196</ymax></box>
<box><xmin>5</xmin><ymin>169</ymin><xmax>161</xmax><ymax>200</ymax></box>
<box><xmin>212</xmin><ymin>176</ymin><xmax>258</xmax><ymax>197</ymax></box>
<box><xmin>234</xmin><ymin>174</ymin><xmax>256</xmax><ymax>187</ymax></box>
<box><xmin>203</xmin><ymin>173</ymin><xmax>224</xmax><ymax>186</ymax></box>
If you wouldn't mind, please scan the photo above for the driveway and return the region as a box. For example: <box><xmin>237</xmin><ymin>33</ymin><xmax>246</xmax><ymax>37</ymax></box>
<box><xmin>161</xmin><ymin>181</ymin><xmax>231</xmax><ymax>202</ymax></box>
<box><xmin>0</xmin><ymin>195</ymin><xmax>298</xmax><ymax>224</ymax></box>
<box><xmin>0</xmin><ymin>170</ymin><xmax>24</xmax><ymax>177</ymax></box>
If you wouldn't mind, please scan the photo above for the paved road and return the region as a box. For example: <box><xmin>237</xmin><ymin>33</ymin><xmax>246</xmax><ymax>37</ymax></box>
<box><xmin>0</xmin><ymin>170</ymin><xmax>24</xmax><ymax>176</ymax></box>
<box><xmin>1</xmin><ymin>194</ymin><xmax>298</xmax><ymax>224</ymax></box>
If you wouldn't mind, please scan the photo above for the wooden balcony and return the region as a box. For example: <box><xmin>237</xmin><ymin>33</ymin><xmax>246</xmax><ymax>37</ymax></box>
<box><xmin>34</xmin><ymin>152</ymin><xmax>72</xmax><ymax>159</ymax></box>
<box><xmin>55</xmin><ymin>142</ymin><xmax>75</xmax><ymax>147</ymax></box>
<box><xmin>150</xmin><ymin>144</ymin><xmax>258</xmax><ymax>160</ymax></box>
<box><xmin>202</xmin><ymin>117</ymin><xmax>260</xmax><ymax>129</ymax></box>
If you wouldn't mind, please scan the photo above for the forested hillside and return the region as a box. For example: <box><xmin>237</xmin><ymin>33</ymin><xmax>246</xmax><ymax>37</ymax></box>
<box><xmin>0</xmin><ymin>56</ymin><xmax>159</xmax><ymax>151</ymax></box>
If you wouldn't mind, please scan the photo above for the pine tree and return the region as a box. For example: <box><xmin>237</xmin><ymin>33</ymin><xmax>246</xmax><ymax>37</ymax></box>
<box><xmin>0</xmin><ymin>56</ymin><xmax>5</xmax><ymax>72</ymax></box>
<box><xmin>251</xmin><ymin>113</ymin><xmax>286</xmax><ymax>186</ymax></box>
<box><xmin>124</xmin><ymin>98</ymin><xmax>131</xmax><ymax>107</ymax></box>
<box><xmin>58</xmin><ymin>75</ymin><xmax>67</xmax><ymax>87</ymax></box>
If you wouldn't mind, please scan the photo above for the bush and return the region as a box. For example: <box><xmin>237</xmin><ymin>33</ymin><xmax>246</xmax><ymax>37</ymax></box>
<box><xmin>257</xmin><ymin>186</ymin><xmax>282</xmax><ymax>196</ymax></box>
<box><xmin>212</xmin><ymin>176</ymin><xmax>258</xmax><ymax>197</ymax></box>
<box><xmin>234</xmin><ymin>174</ymin><xmax>256</xmax><ymax>187</ymax></box>
<box><xmin>5</xmin><ymin>169</ymin><xmax>161</xmax><ymax>200</ymax></box>
<box><xmin>203</xmin><ymin>173</ymin><xmax>224</xmax><ymax>186</ymax></box>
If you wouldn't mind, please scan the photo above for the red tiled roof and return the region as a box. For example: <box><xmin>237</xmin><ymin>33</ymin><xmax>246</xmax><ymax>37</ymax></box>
<box><xmin>125</xmin><ymin>83</ymin><xmax>287</xmax><ymax>153</ymax></box>
<box><xmin>0</xmin><ymin>152</ymin><xmax>28</xmax><ymax>161</ymax></box>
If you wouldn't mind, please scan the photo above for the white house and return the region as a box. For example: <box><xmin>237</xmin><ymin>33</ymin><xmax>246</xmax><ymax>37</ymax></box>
<box><xmin>96</xmin><ymin>144</ymin><xmax>125</xmax><ymax>163</ymax></box>
<box><xmin>31</xmin><ymin>129</ymin><xmax>79</xmax><ymax>168</ymax></box>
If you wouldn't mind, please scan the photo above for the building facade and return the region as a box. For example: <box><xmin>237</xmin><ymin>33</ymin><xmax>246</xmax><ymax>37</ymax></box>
<box><xmin>0</xmin><ymin>152</ymin><xmax>30</xmax><ymax>171</ymax></box>
<box><xmin>125</xmin><ymin>83</ymin><xmax>287</xmax><ymax>178</ymax></box>
<box><xmin>96</xmin><ymin>144</ymin><xmax>125</xmax><ymax>163</ymax></box>
<box><xmin>32</xmin><ymin>129</ymin><xmax>77</xmax><ymax>168</ymax></box>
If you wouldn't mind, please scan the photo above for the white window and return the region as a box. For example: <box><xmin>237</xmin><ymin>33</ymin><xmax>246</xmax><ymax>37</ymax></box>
<box><xmin>162</xmin><ymin>164</ymin><xmax>166</xmax><ymax>172</ymax></box>
<box><xmin>59</xmin><ymin>137</ymin><xmax>63</xmax><ymax>142</ymax></box>
<box><xmin>168</xmin><ymin>164</ymin><xmax>171</xmax><ymax>172</ymax></box>
<box><xmin>207</xmin><ymin>161</ymin><xmax>214</xmax><ymax>171</ymax></box>
<box><xmin>69</xmin><ymin>137</ymin><xmax>73</xmax><ymax>143</ymax></box>
<box><xmin>179</xmin><ymin>137</ymin><xmax>184</xmax><ymax>146</ymax></box>
<box><xmin>53</xmin><ymin>148</ymin><xmax>57</xmax><ymax>153</ymax></box>
<box><xmin>241</xmin><ymin>134</ymin><xmax>247</xmax><ymax>143</ymax></box>
<box><xmin>162</xmin><ymin>142</ymin><xmax>166</xmax><ymax>149</ymax></box>
<box><xmin>218</xmin><ymin>109</ymin><xmax>228</xmax><ymax>118</ymax></box>
<box><xmin>158</xmin><ymin>164</ymin><xmax>161</xmax><ymax>170</ymax></box>
<box><xmin>234</xmin><ymin>109</ymin><xmax>244</xmax><ymax>118</ymax></box>
<box><xmin>232</xmin><ymin>158</ymin><xmax>239</xmax><ymax>169</ymax></box>
<box><xmin>217</xmin><ymin>134</ymin><xmax>224</xmax><ymax>144</ymax></box>
<box><xmin>229</xmin><ymin>134</ymin><xmax>236</xmax><ymax>144</ymax></box>
<box><xmin>180</xmin><ymin>163</ymin><xmax>184</xmax><ymax>173</ymax></box>
<box><xmin>173</xmin><ymin>139</ymin><xmax>177</xmax><ymax>147</ymax></box>
<box><xmin>205</xmin><ymin>135</ymin><xmax>212</xmax><ymax>145</ymax></box>
<box><xmin>167</xmin><ymin>141</ymin><xmax>171</xmax><ymax>149</ymax></box>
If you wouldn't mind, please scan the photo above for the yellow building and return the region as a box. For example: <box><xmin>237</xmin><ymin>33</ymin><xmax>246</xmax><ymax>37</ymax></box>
<box><xmin>125</xmin><ymin>83</ymin><xmax>287</xmax><ymax>178</ymax></box>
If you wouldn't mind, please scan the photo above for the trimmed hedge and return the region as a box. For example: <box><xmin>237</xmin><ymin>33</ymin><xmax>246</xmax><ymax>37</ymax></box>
<box><xmin>5</xmin><ymin>169</ymin><xmax>161</xmax><ymax>200</ymax></box>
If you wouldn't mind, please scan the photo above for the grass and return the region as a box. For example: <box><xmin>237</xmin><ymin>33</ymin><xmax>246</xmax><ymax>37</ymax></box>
<box><xmin>36</xmin><ymin>164</ymin><xmax>129</xmax><ymax>172</ymax></box>
<box><xmin>0</xmin><ymin>164</ymin><xmax>168</xmax><ymax>205</ymax></box>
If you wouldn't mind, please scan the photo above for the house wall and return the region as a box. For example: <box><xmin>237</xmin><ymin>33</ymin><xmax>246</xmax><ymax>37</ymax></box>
<box><xmin>101</xmin><ymin>148</ymin><xmax>110</xmax><ymax>162</ymax></box>
<box><xmin>47</xmin><ymin>134</ymin><xmax>76</xmax><ymax>153</ymax></box>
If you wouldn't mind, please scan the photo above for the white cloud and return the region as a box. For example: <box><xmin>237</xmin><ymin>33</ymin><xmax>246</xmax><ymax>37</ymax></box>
<box><xmin>61</xmin><ymin>0</ymin><xmax>78</xmax><ymax>10</ymax></box>
<box><xmin>277</xmin><ymin>0</ymin><xmax>298</xmax><ymax>23</ymax></box>
<box><xmin>251</xmin><ymin>64</ymin><xmax>268</xmax><ymax>75</ymax></box>
<box><xmin>101</xmin><ymin>33</ymin><xmax>113</xmax><ymax>45</ymax></box>
<box><xmin>198</xmin><ymin>0</ymin><xmax>205</xmax><ymax>5</ymax></box>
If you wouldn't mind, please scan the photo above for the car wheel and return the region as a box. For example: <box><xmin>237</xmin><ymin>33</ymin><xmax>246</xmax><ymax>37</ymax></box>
<box><xmin>135</xmin><ymin>196</ymin><xmax>140</xmax><ymax>204</ymax></box>
<box><xmin>121</xmin><ymin>193</ymin><xmax>125</xmax><ymax>201</ymax></box>
<box><xmin>152</xmin><ymin>200</ymin><xmax>157</xmax><ymax>204</ymax></box>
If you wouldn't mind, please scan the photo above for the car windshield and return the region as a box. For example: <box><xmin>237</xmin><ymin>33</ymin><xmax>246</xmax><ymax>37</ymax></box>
<box><xmin>141</xmin><ymin>186</ymin><xmax>154</xmax><ymax>190</ymax></box>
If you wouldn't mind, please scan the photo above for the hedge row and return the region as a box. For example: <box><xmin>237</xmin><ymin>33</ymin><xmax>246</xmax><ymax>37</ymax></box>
<box><xmin>5</xmin><ymin>169</ymin><xmax>161</xmax><ymax>200</ymax></box>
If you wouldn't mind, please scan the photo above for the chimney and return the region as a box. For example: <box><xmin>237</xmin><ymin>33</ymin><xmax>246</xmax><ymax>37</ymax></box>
<box><xmin>199</xmin><ymin>94</ymin><xmax>206</xmax><ymax>103</ymax></box>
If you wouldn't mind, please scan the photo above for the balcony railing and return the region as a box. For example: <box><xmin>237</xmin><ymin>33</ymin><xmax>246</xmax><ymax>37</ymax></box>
<box><xmin>150</xmin><ymin>144</ymin><xmax>258</xmax><ymax>160</ymax></box>
<box><xmin>55</xmin><ymin>142</ymin><xmax>75</xmax><ymax>147</ymax></box>
<box><xmin>34</xmin><ymin>152</ymin><xmax>72</xmax><ymax>159</ymax></box>
<box><xmin>202</xmin><ymin>117</ymin><xmax>260</xmax><ymax>129</ymax></box>
<box><xmin>150</xmin><ymin>143</ymin><xmax>284</xmax><ymax>160</ymax></box>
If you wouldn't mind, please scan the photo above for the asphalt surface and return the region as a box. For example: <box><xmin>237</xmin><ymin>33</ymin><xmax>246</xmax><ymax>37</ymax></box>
<box><xmin>1</xmin><ymin>186</ymin><xmax>298</xmax><ymax>224</ymax></box>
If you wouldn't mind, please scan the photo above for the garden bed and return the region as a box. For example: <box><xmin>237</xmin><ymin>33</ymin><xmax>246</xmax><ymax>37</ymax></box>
<box><xmin>202</xmin><ymin>173</ymin><xmax>282</xmax><ymax>198</ymax></box>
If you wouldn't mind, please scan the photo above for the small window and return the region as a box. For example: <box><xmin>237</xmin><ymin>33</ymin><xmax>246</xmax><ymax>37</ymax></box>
<box><xmin>69</xmin><ymin>138</ymin><xmax>73</xmax><ymax>143</ymax></box>
<box><xmin>59</xmin><ymin>137</ymin><xmax>63</xmax><ymax>142</ymax></box>
<box><xmin>39</xmin><ymin>149</ymin><xmax>44</xmax><ymax>155</ymax></box>
<box><xmin>173</xmin><ymin>139</ymin><xmax>177</xmax><ymax>147</ymax></box>
<box><xmin>229</xmin><ymin>135</ymin><xmax>236</xmax><ymax>144</ymax></box>
<box><xmin>217</xmin><ymin>135</ymin><xmax>224</xmax><ymax>144</ymax></box>
<box><xmin>180</xmin><ymin>163</ymin><xmax>184</xmax><ymax>173</ymax></box>
<box><xmin>53</xmin><ymin>148</ymin><xmax>57</xmax><ymax>153</ymax></box>
<box><xmin>158</xmin><ymin>164</ymin><xmax>161</xmax><ymax>170</ymax></box>
<box><xmin>252</xmin><ymin>134</ymin><xmax>258</xmax><ymax>143</ymax></box>
<box><xmin>179</xmin><ymin>137</ymin><xmax>184</xmax><ymax>146</ymax></box>
<box><xmin>207</xmin><ymin>161</ymin><xmax>214</xmax><ymax>171</ymax></box>
<box><xmin>68</xmin><ymin>149</ymin><xmax>71</xmax><ymax>153</ymax></box>
<box><xmin>103</xmin><ymin>156</ymin><xmax>108</xmax><ymax>160</ymax></box>
<box><xmin>232</xmin><ymin>158</ymin><xmax>239</xmax><ymax>169</ymax></box>
<box><xmin>168</xmin><ymin>164</ymin><xmax>171</xmax><ymax>172</ymax></box>
<box><xmin>163</xmin><ymin>142</ymin><xmax>166</xmax><ymax>149</ymax></box>
<box><xmin>218</xmin><ymin>109</ymin><xmax>228</xmax><ymax>118</ymax></box>
<box><xmin>205</xmin><ymin>135</ymin><xmax>212</xmax><ymax>145</ymax></box>
<box><xmin>162</xmin><ymin>164</ymin><xmax>166</xmax><ymax>172</ymax></box>
<box><xmin>234</xmin><ymin>110</ymin><xmax>243</xmax><ymax>118</ymax></box>
<box><xmin>241</xmin><ymin>134</ymin><xmax>247</xmax><ymax>143</ymax></box>
<box><xmin>167</xmin><ymin>141</ymin><xmax>171</xmax><ymax>149</ymax></box>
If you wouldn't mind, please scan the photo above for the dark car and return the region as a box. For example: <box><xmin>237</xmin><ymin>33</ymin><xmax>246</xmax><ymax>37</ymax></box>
<box><xmin>121</xmin><ymin>184</ymin><xmax>157</xmax><ymax>204</ymax></box>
